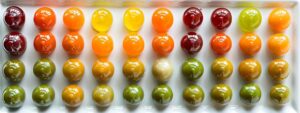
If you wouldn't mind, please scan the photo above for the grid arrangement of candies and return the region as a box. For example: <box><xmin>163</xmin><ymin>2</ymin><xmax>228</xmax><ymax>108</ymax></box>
<box><xmin>1</xmin><ymin>5</ymin><xmax>293</xmax><ymax>110</ymax></box>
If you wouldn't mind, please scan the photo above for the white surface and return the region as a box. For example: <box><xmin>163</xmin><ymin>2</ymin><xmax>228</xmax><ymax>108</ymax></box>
<box><xmin>0</xmin><ymin>2</ymin><xmax>299</xmax><ymax>113</ymax></box>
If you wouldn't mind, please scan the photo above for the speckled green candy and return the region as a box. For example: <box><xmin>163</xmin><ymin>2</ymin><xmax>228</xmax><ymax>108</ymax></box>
<box><xmin>32</xmin><ymin>84</ymin><xmax>55</xmax><ymax>107</ymax></box>
<box><xmin>123</xmin><ymin>85</ymin><xmax>144</xmax><ymax>105</ymax></box>
<box><xmin>210</xmin><ymin>84</ymin><xmax>232</xmax><ymax>105</ymax></box>
<box><xmin>181</xmin><ymin>58</ymin><xmax>204</xmax><ymax>81</ymax></box>
<box><xmin>238</xmin><ymin>8</ymin><xmax>262</xmax><ymax>32</ymax></box>
<box><xmin>270</xmin><ymin>84</ymin><xmax>290</xmax><ymax>104</ymax></box>
<box><xmin>152</xmin><ymin>84</ymin><xmax>173</xmax><ymax>105</ymax></box>
<box><xmin>3</xmin><ymin>85</ymin><xmax>25</xmax><ymax>108</ymax></box>
<box><xmin>3</xmin><ymin>59</ymin><xmax>25</xmax><ymax>82</ymax></box>
<box><xmin>93</xmin><ymin>84</ymin><xmax>114</xmax><ymax>107</ymax></box>
<box><xmin>239</xmin><ymin>83</ymin><xmax>261</xmax><ymax>105</ymax></box>
<box><xmin>33</xmin><ymin>58</ymin><xmax>56</xmax><ymax>81</ymax></box>
<box><xmin>183</xmin><ymin>85</ymin><xmax>205</xmax><ymax>106</ymax></box>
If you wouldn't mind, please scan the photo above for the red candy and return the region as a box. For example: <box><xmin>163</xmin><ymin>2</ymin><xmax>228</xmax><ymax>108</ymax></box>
<box><xmin>211</xmin><ymin>8</ymin><xmax>232</xmax><ymax>31</ymax></box>
<box><xmin>181</xmin><ymin>32</ymin><xmax>203</xmax><ymax>55</ymax></box>
<box><xmin>183</xmin><ymin>7</ymin><xmax>203</xmax><ymax>29</ymax></box>
<box><xmin>3</xmin><ymin>32</ymin><xmax>27</xmax><ymax>57</ymax></box>
<box><xmin>4</xmin><ymin>6</ymin><xmax>25</xmax><ymax>30</ymax></box>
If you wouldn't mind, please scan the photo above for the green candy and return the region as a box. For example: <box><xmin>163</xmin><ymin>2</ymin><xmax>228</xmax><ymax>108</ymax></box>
<box><xmin>238</xmin><ymin>8</ymin><xmax>262</xmax><ymax>32</ymax></box>
<box><xmin>3</xmin><ymin>85</ymin><xmax>26</xmax><ymax>108</ymax></box>
<box><xmin>123</xmin><ymin>85</ymin><xmax>144</xmax><ymax>105</ymax></box>
<box><xmin>33</xmin><ymin>58</ymin><xmax>56</xmax><ymax>81</ymax></box>
<box><xmin>93</xmin><ymin>84</ymin><xmax>114</xmax><ymax>107</ymax></box>
<box><xmin>181</xmin><ymin>58</ymin><xmax>204</xmax><ymax>81</ymax></box>
<box><xmin>270</xmin><ymin>84</ymin><xmax>290</xmax><ymax>104</ymax></box>
<box><xmin>183</xmin><ymin>85</ymin><xmax>205</xmax><ymax>106</ymax></box>
<box><xmin>210</xmin><ymin>84</ymin><xmax>232</xmax><ymax>105</ymax></box>
<box><xmin>32</xmin><ymin>84</ymin><xmax>55</xmax><ymax>107</ymax></box>
<box><xmin>152</xmin><ymin>84</ymin><xmax>173</xmax><ymax>105</ymax></box>
<box><xmin>3</xmin><ymin>59</ymin><xmax>25</xmax><ymax>82</ymax></box>
<box><xmin>239</xmin><ymin>83</ymin><xmax>261</xmax><ymax>105</ymax></box>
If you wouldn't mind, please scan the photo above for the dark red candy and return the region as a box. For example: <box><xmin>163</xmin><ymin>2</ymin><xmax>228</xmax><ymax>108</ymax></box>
<box><xmin>3</xmin><ymin>32</ymin><xmax>27</xmax><ymax>57</ymax></box>
<box><xmin>4</xmin><ymin>6</ymin><xmax>25</xmax><ymax>30</ymax></box>
<box><xmin>183</xmin><ymin>7</ymin><xmax>203</xmax><ymax>29</ymax></box>
<box><xmin>181</xmin><ymin>32</ymin><xmax>203</xmax><ymax>55</ymax></box>
<box><xmin>211</xmin><ymin>8</ymin><xmax>232</xmax><ymax>31</ymax></box>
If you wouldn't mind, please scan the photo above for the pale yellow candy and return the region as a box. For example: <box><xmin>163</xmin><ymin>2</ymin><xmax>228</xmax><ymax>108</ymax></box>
<box><xmin>123</xmin><ymin>8</ymin><xmax>144</xmax><ymax>32</ymax></box>
<box><xmin>91</xmin><ymin>8</ymin><xmax>113</xmax><ymax>33</ymax></box>
<box><xmin>152</xmin><ymin>58</ymin><xmax>173</xmax><ymax>82</ymax></box>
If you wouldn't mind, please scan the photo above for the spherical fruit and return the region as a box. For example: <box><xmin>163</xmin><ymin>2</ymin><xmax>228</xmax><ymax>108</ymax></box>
<box><xmin>183</xmin><ymin>85</ymin><xmax>204</xmax><ymax>106</ymax></box>
<box><xmin>211</xmin><ymin>57</ymin><xmax>233</xmax><ymax>80</ymax></box>
<box><xmin>210</xmin><ymin>33</ymin><xmax>232</xmax><ymax>55</ymax></box>
<box><xmin>124</xmin><ymin>8</ymin><xmax>144</xmax><ymax>32</ymax></box>
<box><xmin>152</xmin><ymin>8</ymin><xmax>173</xmax><ymax>33</ymax></box>
<box><xmin>239</xmin><ymin>58</ymin><xmax>261</xmax><ymax>81</ymax></box>
<box><xmin>63</xmin><ymin>7</ymin><xmax>84</xmax><ymax>31</ymax></box>
<box><xmin>270</xmin><ymin>84</ymin><xmax>290</xmax><ymax>104</ymax></box>
<box><xmin>211</xmin><ymin>8</ymin><xmax>232</xmax><ymax>31</ymax></box>
<box><xmin>210</xmin><ymin>84</ymin><xmax>232</xmax><ymax>105</ymax></box>
<box><xmin>3</xmin><ymin>85</ymin><xmax>25</xmax><ymax>108</ymax></box>
<box><xmin>152</xmin><ymin>58</ymin><xmax>173</xmax><ymax>82</ymax></box>
<box><xmin>152</xmin><ymin>84</ymin><xmax>173</xmax><ymax>105</ymax></box>
<box><xmin>123</xmin><ymin>85</ymin><xmax>144</xmax><ymax>105</ymax></box>
<box><xmin>32</xmin><ymin>84</ymin><xmax>55</xmax><ymax>107</ymax></box>
<box><xmin>239</xmin><ymin>33</ymin><xmax>262</xmax><ymax>56</ymax></box>
<box><xmin>152</xmin><ymin>34</ymin><xmax>174</xmax><ymax>56</ymax></box>
<box><xmin>238</xmin><ymin>8</ymin><xmax>262</xmax><ymax>32</ymax></box>
<box><xmin>123</xmin><ymin>58</ymin><xmax>144</xmax><ymax>82</ymax></box>
<box><xmin>62</xmin><ymin>85</ymin><xmax>84</xmax><ymax>107</ymax></box>
<box><xmin>269</xmin><ymin>8</ymin><xmax>290</xmax><ymax>32</ymax></box>
<box><xmin>33</xmin><ymin>58</ymin><xmax>56</xmax><ymax>81</ymax></box>
<box><xmin>92</xmin><ymin>33</ymin><xmax>113</xmax><ymax>58</ymax></box>
<box><xmin>92</xmin><ymin>8</ymin><xmax>113</xmax><ymax>33</ymax></box>
<box><xmin>183</xmin><ymin>7</ymin><xmax>203</xmax><ymax>29</ymax></box>
<box><xmin>93</xmin><ymin>84</ymin><xmax>114</xmax><ymax>107</ymax></box>
<box><xmin>268</xmin><ymin>33</ymin><xmax>290</xmax><ymax>56</ymax></box>
<box><xmin>62</xmin><ymin>32</ymin><xmax>84</xmax><ymax>56</ymax></box>
<box><xmin>92</xmin><ymin>60</ymin><xmax>114</xmax><ymax>82</ymax></box>
<box><xmin>181</xmin><ymin>32</ymin><xmax>203</xmax><ymax>55</ymax></box>
<box><xmin>3</xmin><ymin>59</ymin><xmax>25</xmax><ymax>82</ymax></box>
<box><xmin>34</xmin><ymin>7</ymin><xmax>56</xmax><ymax>30</ymax></box>
<box><xmin>34</xmin><ymin>31</ymin><xmax>56</xmax><ymax>56</ymax></box>
<box><xmin>239</xmin><ymin>83</ymin><xmax>261</xmax><ymax>105</ymax></box>
<box><xmin>182</xmin><ymin>58</ymin><xmax>204</xmax><ymax>81</ymax></box>
<box><xmin>63</xmin><ymin>59</ymin><xmax>85</xmax><ymax>82</ymax></box>
<box><xmin>268</xmin><ymin>59</ymin><xmax>289</xmax><ymax>81</ymax></box>
<box><xmin>123</xmin><ymin>34</ymin><xmax>144</xmax><ymax>57</ymax></box>
<box><xmin>4</xmin><ymin>6</ymin><xmax>25</xmax><ymax>30</ymax></box>
<box><xmin>3</xmin><ymin>32</ymin><xmax>26</xmax><ymax>57</ymax></box>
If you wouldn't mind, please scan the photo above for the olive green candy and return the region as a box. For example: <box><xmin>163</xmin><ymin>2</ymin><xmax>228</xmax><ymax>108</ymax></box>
<box><xmin>238</xmin><ymin>58</ymin><xmax>261</xmax><ymax>81</ymax></box>
<box><xmin>33</xmin><ymin>58</ymin><xmax>56</xmax><ymax>81</ymax></box>
<box><xmin>3</xmin><ymin>59</ymin><xmax>25</xmax><ymax>82</ymax></box>
<box><xmin>181</xmin><ymin>58</ymin><xmax>204</xmax><ymax>81</ymax></box>
<box><xmin>32</xmin><ymin>84</ymin><xmax>55</xmax><ymax>107</ymax></box>
<box><xmin>123</xmin><ymin>85</ymin><xmax>144</xmax><ymax>105</ymax></box>
<box><xmin>210</xmin><ymin>84</ymin><xmax>232</xmax><ymax>105</ymax></box>
<box><xmin>268</xmin><ymin>59</ymin><xmax>289</xmax><ymax>81</ymax></box>
<box><xmin>183</xmin><ymin>85</ymin><xmax>204</xmax><ymax>106</ymax></box>
<box><xmin>239</xmin><ymin>83</ymin><xmax>261</xmax><ymax>105</ymax></box>
<box><xmin>152</xmin><ymin>84</ymin><xmax>173</xmax><ymax>105</ymax></box>
<box><xmin>211</xmin><ymin>57</ymin><xmax>233</xmax><ymax>80</ymax></box>
<box><xmin>123</xmin><ymin>58</ymin><xmax>145</xmax><ymax>82</ymax></box>
<box><xmin>270</xmin><ymin>84</ymin><xmax>290</xmax><ymax>104</ymax></box>
<box><xmin>152</xmin><ymin>58</ymin><xmax>173</xmax><ymax>82</ymax></box>
<box><xmin>3</xmin><ymin>85</ymin><xmax>25</xmax><ymax>108</ymax></box>
<box><xmin>93</xmin><ymin>84</ymin><xmax>114</xmax><ymax>107</ymax></box>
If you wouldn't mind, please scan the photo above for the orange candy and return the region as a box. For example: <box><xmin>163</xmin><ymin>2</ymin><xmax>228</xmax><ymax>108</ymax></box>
<box><xmin>268</xmin><ymin>33</ymin><xmax>290</xmax><ymax>56</ymax></box>
<box><xmin>34</xmin><ymin>32</ymin><xmax>56</xmax><ymax>56</ymax></box>
<box><xmin>63</xmin><ymin>7</ymin><xmax>84</xmax><ymax>31</ymax></box>
<box><xmin>92</xmin><ymin>34</ymin><xmax>113</xmax><ymax>58</ymax></box>
<box><xmin>210</xmin><ymin>33</ymin><xmax>232</xmax><ymax>55</ymax></box>
<box><xmin>34</xmin><ymin>7</ymin><xmax>56</xmax><ymax>31</ymax></box>
<box><xmin>268</xmin><ymin>8</ymin><xmax>290</xmax><ymax>32</ymax></box>
<box><xmin>239</xmin><ymin>33</ymin><xmax>262</xmax><ymax>56</ymax></box>
<box><xmin>152</xmin><ymin>8</ymin><xmax>173</xmax><ymax>33</ymax></box>
<box><xmin>62</xmin><ymin>32</ymin><xmax>84</xmax><ymax>56</ymax></box>
<box><xmin>152</xmin><ymin>34</ymin><xmax>174</xmax><ymax>56</ymax></box>
<box><xmin>123</xmin><ymin>34</ymin><xmax>144</xmax><ymax>57</ymax></box>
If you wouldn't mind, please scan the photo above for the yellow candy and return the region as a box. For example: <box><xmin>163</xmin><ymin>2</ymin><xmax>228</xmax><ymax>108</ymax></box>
<box><xmin>123</xmin><ymin>8</ymin><xmax>144</xmax><ymax>32</ymax></box>
<box><xmin>92</xmin><ymin>8</ymin><xmax>113</xmax><ymax>33</ymax></box>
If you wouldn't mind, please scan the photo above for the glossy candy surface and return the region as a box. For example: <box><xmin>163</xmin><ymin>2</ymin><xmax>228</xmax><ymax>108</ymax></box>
<box><xmin>269</xmin><ymin>8</ymin><xmax>290</xmax><ymax>32</ymax></box>
<box><xmin>239</xmin><ymin>58</ymin><xmax>261</xmax><ymax>81</ymax></box>
<box><xmin>270</xmin><ymin>84</ymin><xmax>290</xmax><ymax>104</ymax></box>
<box><xmin>32</xmin><ymin>84</ymin><xmax>55</xmax><ymax>107</ymax></box>
<box><xmin>239</xmin><ymin>8</ymin><xmax>262</xmax><ymax>32</ymax></box>
<box><xmin>34</xmin><ymin>32</ymin><xmax>56</xmax><ymax>56</ymax></box>
<box><xmin>211</xmin><ymin>8</ymin><xmax>232</xmax><ymax>31</ymax></box>
<box><xmin>33</xmin><ymin>58</ymin><xmax>56</xmax><ymax>81</ymax></box>
<box><xmin>124</xmin><ymin>8</ymin><xmax>144</xmax><ymax>32</ymax></box>
<box><xmin>210</xmin><ymin>84</ymin><xmax>232</xmax><ymax>105</ymax></box>
<box><xmin>3</xmin><ymin>32</ymin><xmax>26</xmax><ymax>57</ymax></box>
<box><xmin>62</xmin><ymin>85</ymin><xmax>84</xmax><ymax>107</ymax></box>
<box><xmin>92</xmin><ymin>60</ymin><xmax>114</xmax><ymax>82</ymax></box>
<box><xmin>152</xmin><ymin>34</ymin><xmax>174</xmax><ymax>56</ymax></box>
<box><xmin>4</xmin><ymin>6</ymin><xmax>25</xmax><ymax>30</ymax></box>
<box><xmin>268</xmin><ymin>59</ymin><xmax>289</xmax><ymax>81</ymax></box>
<box><xmin>123</xmin><ymin>34</ymin><xmax>144</xmax><ymax>57</ymax></box>
<box><xmin>93</xmin><ymin>84</ymin><xmax>114</xmax><ymax>107</ymax></box>
<box><xmin>34</xmin><ymin>7</ymin><xmax>56</xmax><ymax>30</ymax></box>
<box><xmin>3</xmin><ymin>59</ymin><xmax>25</xmax><ymax>82</ymax></box>
<box><xmin>210</xmin><ymin>33</ymin><xmax>232</xmax><ymax>55</ymax></box>
<box><xmin>63</xmin><ymin>7</ymin><xmax>84</xmax><ymax>31</ymax></box>
<box><xmin>152</xmin><ymin>8</ymin><xmax>173</xmax><ymax>33</ymax></box>
<box><xmin>63</xmin><ymin>59</ymin><xmax>85</xmax><ymax>82</ymax></box>
<box><xmin>152</xmin><ymin>84</ymin><xmax>173</xmax><ymax>105</ymax></box>
<box><xmin>123</xmin><ymin>85</ymin><xmax>144</xmax><ymax>105</ymax></box>
<box><xmin>183</xmin><ymin>85</ymin><xmax>204</xmax><ymax>106</ymax></box>
<box><xmin>91</xmin><ymin>8</ymin><xmax>113</xmax><ymax>33</ymax></box>
<box><xmin>239</xmin><ymin>83</ymin><xmax>261</xmax><ymax>105</ymax></box>
<box><xmin>92</xmin><ymin>33</ymin><xmax>113</xmax><ymax>58</ymax></box>
<box><xmin>3</xmin><ymin>85</ymin><xmax>25</xmax><ymax>108</ymax></box>
<box><xmin>123</xmin><ymin>58</ymin><xmax>144</xmax><ymax>82</ymax></box>
<box><xmin>211</xmin><ymin>57</ymin><xmax>233</xmax><ymax>80</ymax></box>
<box><xmin>152</xmin><ymin>58</ymin><xmax>173</xmax><ymax>82</ymax></box>
<box><xmin>181</xmin><ymin>32</ymin><xmax>203</xmax><ymax>55</ymax></box>
<box><xmin>183</xmin><ymin>7</ymin><xmax>203</xmax><ymax>29</ymax></box>
<box><xmin>239</xmin><ymin>33</ymin><xmax>262</xmax><ymax>56</ymax></box>
<box><xmin>182</xmin><ymin>58</ymin><xmax>204</xmax><ymax>81</ymax></box>
<box><xmin>268</xmin><ymin>33</ymin><xmax>290</xmax><ymax>56</ymax></box>
<box><xmin>62</xmin><ymin>32</ymin><xmax>84</xmax><ymax>56</ymax></box>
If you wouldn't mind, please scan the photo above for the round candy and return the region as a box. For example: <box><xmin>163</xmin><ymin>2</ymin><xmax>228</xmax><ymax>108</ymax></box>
<box><xmin>181</xmin><ymin>32</ymin><xmax>203</xmax><ymax>55</ymax></box>
<box><xmin>3</xmin><ymin>59</ymin><xmax>25</xmax><ymax>82</ymax></box>
<box><xmin>92</xmin><ymin>8</ymin><xmax>113</xmax><ymax>33</ymax></box>
<box><xmin>152</xmin><ymin>58</ymin><xmax>173</xmax><ymax>82</ymax></box>
<box><xmin>92</xmin><ymin>60</ymin><xmax>114</xmax><ymax>82</ymax></box>
<box><xmin>62</xmin><ymin>85</ymin><xmax>84</xmax><ymax>107</ymax></box>
<box><xmin>34</xmin><ymin>31</ymin><xmax>56</xmax><ymax>56</ymax></box>
<box><xmin>63</xmin><ymin>59</ymin><xmax>84</xmax><ymax>82</ymax></box>
<box><xmin>92</xmin><ymin>33</ymin><xmax>113</xmax><ymax>58</ymax></box>
<box><xmin>152</xmin><ymin>84</ymin><xmax>173</xmax><ymax>105</ymax></box>
<box><xmin>93</xmin><ymin>84</ymin><xmax>114</xmax><ymax>107</ymax></box>
<box><xmin>239</xmin><ymin>58</ymin><xmax>261</xmax><ymax>81</ymax></box>
<box><xmin>152</xmin><ymin>34</ymin><xmax>174</xmax><ymax>56</ymax></box>
<box><xmin>268</xmin><ymin>33</ymin><xmax>290</xmax><ymax>56</ymax></box>
<box><xmin>123</xmin><ymin>85</ymin><xmax>144</xmax><ymax>105</ymax></box>
<box><xmin>183</xmin><ymin>85</ymin><xmax>205</xmax><ymax>106</ymax></box>
<box><xmin>210</xmin><ymin>33</ymin><xmax>232</xmax><ymax>55</ymax></box>
<box><xmin>32</xmin><ymin>84</ymin><xmax>55</xmax><ymax>107</ymax></box>
<box><xmin>211</xmin><ymin>8</ymin><xmax>232</xmax><ymax>31</ymax></box>
<box><xmin>238</xmin><ymin>8</ymin><xmax>262</xmax><ymax>32</ymax></box>
<box><xmin>33</xmin><ymin>58</ymin><xmax>56</xmax><ymax>81</ymax></box>
<box><xmin>239</xmin><ymin>33</ymin><xmax>262</xmax><ymax>56</ymax></box>
<box><xmin>124</xmin><ymin>8</ymin><xmax>144</xmax><ymax>32</ymax></box>
<box><xmin>123</xmin><ymin>58</ymin><xmax>144</xmax><ymax>82</ymax></box>
<box><xmin>239</xmin><ymin>83</ymin><xmax>261</xmax><ymax>105</ymax></box>
<box><xmin>152</xmin><ymin>8</ymin><xmax>173</xmax><ymax>33</ymax></box>
<box><xmin>4</xmin><ymin>6</ymin><xmax>25</xmax><ymax>30</ymax></box>
<box><xmin>62</xmin><ymin>32</ymin><xmax>84</xmax><ymax>56</ymax></box>
<box><xmin>63</xmin><ymin>7</ymin><xmax>84</xmax><ymax>31</ymax></box>
<box><xmin>210</xmin><ymin>84</ymin><xmax>232</xmax><ymax>105</ymax></box>
<box><xmin>269</xmin><ymin>8</ymin><xmax>290</xmax><ymax>32</ymax></box>
<box><xmin>183</xmin><ymin>7</ymin><xmax>203</xmax><ymax>29</ymax></box>
<box><xmin>123</xmin><ymin>34</ymin><xmax>144</xmax><ymax>57</ymax></box>
<box><xmin>268</xmin><ymin>59</ymin><xmax>289</xmax><ymax>81</ymax></box>
<box><xmin>34</xmin><ymin>7</ymin><xmax>56</xmax><ymax>30</ymax></box>
<box><xmin>3</xmin><ymin>32</ymin><xmax>26</xmax><ymax>57</ymax></box>
<box><xmin>3</xmin><ymin>85</ymin><xmax>25</xmax><ymax>108</ymax></box>
<box><xmin>211</xmin><ymin>57</ymin><xmax>233</xmax><ymax>80</ymax></box>
<box><xmin>182</xmin><ymin>58</ymin><xmax>204</xmax><ymax>81</ymax></box>
<box><xmin>270</xmin><ymin>84</ymin><xmax>290</xmax><ymax>104</ymax></box>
